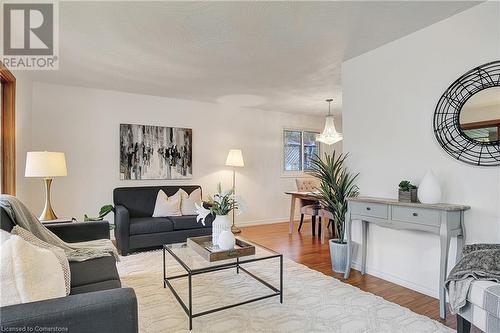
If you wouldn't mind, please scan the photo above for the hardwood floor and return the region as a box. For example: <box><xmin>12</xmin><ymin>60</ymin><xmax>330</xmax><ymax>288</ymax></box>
<box><xmin>240</xmin><ymin>221</ymin><xmax>479</xmax><ymax>332</ymax></box>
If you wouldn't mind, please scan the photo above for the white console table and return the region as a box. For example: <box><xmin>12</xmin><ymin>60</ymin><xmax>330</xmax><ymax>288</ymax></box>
<box><xmin>344</xmin><ymin>197</ymin><xmax>470</xmax><ymax>319</ymax></box>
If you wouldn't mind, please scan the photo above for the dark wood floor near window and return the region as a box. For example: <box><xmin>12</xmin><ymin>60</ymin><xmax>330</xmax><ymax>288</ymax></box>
<box><xmin>240</xmin><ymin>221</ymin><xmax>479</xmax><ymax>332</ymax></box>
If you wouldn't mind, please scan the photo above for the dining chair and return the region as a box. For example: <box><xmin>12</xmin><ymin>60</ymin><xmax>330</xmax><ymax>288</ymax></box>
<box><xmin>300</xmin><ymin>204</ymin><xmax>322</xmax><ymax>236</ymax></box>
<box><xmin>295</xmin><ymin>178</ymin><xmax>321</xmax><ymax>234</ymax></box>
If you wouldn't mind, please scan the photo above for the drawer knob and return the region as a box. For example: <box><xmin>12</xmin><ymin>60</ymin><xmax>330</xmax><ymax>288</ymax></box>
<box><xmin>412</xmin><ymin>212</ymin><xmax>418</xmax><ymax>217</ymax></box>
<box><xmin>366</xmin><ymin>207</ymin><xmax>371</xmax><ymax>211</ymax></box>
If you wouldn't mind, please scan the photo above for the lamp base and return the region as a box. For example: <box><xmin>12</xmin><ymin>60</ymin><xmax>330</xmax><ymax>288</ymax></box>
<box><xmin>39</xmin><ymin>178</ymin><xmax>59</xmax><ymax>221</ymax></box>
<box><xmin>39</xmin><ymin>205</ymin><xmax>58</xmax><ymax>221</ymax></box>
<box><xmin>231</xmin><ymin>225</ymin><xmax>242</xmax><ymax>234</ymax></box>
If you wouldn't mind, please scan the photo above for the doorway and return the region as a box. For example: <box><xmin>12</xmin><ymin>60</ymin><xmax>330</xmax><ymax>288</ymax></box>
<box><xmin>0</xmin><ymin>62</ymin><xmax>16</xmax><ymax>195</ymax></box>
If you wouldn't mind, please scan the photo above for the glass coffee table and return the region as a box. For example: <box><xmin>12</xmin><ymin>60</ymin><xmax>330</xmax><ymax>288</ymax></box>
<box><xmin>163</xmin><ymin>238</ymin><xmax>283</xmax><ymax>330</ymax></box>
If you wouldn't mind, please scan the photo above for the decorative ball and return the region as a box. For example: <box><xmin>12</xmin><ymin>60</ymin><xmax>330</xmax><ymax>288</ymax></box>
<box><xmin>218</xmin><ymin>230</ymin><xmax>236</xmax><ymax>250</ymax></box>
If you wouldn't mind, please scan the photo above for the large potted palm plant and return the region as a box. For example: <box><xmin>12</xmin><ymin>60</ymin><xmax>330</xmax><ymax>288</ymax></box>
<box><xmin>310</xmin><ymin>152</ymin><xmax>359</xmax><ymax>273</ymax></box>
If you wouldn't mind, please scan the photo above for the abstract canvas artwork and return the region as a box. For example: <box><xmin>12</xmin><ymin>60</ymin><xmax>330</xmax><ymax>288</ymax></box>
<box><xmin>120</xmin><ymin>124</ymin><xmax>192</xmax><ymax>180</ymax></box>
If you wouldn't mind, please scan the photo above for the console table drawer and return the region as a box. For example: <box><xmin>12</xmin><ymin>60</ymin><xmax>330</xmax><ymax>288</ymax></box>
<box><xmin>350</xmin><ymin>202</ymin><xmax>388</xmax><ymax>219</ymax></box>
<box><xmin>392</xmin><ymin>206</ymin><xmax>440</xmax><ymax>226</ymax></box>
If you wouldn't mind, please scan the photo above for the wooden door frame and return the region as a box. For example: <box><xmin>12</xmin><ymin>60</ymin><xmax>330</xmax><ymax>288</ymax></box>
<box><xmin>1</xmin><ymin>62</ymin><xmax>16</xmax><ymax>195</ymax></box>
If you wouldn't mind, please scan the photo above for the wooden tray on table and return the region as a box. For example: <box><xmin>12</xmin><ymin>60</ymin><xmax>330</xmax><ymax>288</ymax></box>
<box><xmin>187</xmin><ymin>235</ymin><xmax>256</xmax><ymax>262</ymax></box>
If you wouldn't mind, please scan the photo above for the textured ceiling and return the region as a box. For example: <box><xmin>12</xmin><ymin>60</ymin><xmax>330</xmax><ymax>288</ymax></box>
<box><xmin>29</xmin><ymin>1</ymin><xmax>479</xmax><ymax>115</ymax></box>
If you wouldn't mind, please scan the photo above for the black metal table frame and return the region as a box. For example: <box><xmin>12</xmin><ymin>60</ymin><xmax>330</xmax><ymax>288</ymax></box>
<box><xmin>163</xmin><ymin>244</ymin><xmax>283</xmax><ymax>330</ymax></box>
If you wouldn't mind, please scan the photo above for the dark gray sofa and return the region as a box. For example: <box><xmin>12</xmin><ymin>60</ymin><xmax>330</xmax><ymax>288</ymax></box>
<box><xmin>0</xmin><ymin>207</ymin><xmax>138</xmax><ymax>333</ymax></box>
<box><xmin>114</xmin><ymin>185</ymin><xmax>213</xmax><ymax>255</ymax></box>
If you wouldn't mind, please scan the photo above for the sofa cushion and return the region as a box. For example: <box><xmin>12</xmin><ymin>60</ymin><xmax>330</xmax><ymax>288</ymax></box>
<box><xmin>170</xmin><ymin>215</ymin><xmax>209</xmax><ymax>231</ymax></box>
<box><xmin>70</xmin><ymin>280</ymin><xmax>122</xmax><ymax>295</ymax></box>
<box><xmin>129</xmin><ymin>217</ymin><xmax>174</xmax><ymax>235</ymax></box>
<box><xmin>69</xmin><ymin>256</ymin><xmax>120</xmax><ymax>290</ymax></box>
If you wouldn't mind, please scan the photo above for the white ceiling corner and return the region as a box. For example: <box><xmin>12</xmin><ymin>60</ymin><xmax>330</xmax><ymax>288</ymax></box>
<box><xmin>27</xmin><ymin>1</ymin><xmax>479</xmax><ymax>115</ymax></box>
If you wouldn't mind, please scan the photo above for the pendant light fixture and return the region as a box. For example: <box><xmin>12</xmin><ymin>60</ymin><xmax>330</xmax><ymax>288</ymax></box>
<box><xmin>316</xmin><ymin>98</ymin><xmax>343</xmax><ymax>145</ymax></box>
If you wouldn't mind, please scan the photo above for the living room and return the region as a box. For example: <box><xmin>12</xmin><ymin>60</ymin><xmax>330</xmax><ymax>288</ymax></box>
<box><xmin>1</xmin><ymin>1</ymin><xmax>499</xmax><ymax>333</ymax></box>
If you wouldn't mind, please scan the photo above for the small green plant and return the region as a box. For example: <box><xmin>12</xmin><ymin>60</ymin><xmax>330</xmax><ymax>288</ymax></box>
<box><xmin>399</xmin><ymin>180</ymin><xmax>417</xmax><ymax>192</ymax></box>
<box><xmin>85</xmin><ymin>204</ymin><xmax>114</xmax><ymax>222</ymax></box>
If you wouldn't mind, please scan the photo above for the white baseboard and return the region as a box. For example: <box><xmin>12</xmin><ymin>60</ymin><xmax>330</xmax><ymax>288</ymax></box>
<box><xmin>236</xmin><ymin>215</ymin><xmax>316</xmax><ymax>227</ymax></box>
<box><xmin>350</xmin><ymin>261</ymin><xmax>439</xmax><ymax>299</ymax></box>
<box><xmin>235</xmin><ymin>214</ymin><xmax>318</xmax><ymax>227</ymax></box>
<box><xmin>236</xmin><ymin>217</ymin><xmax>291</xmax><ymax>227</ymax></box>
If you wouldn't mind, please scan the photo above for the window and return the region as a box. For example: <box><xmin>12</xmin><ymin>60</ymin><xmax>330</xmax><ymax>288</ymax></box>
<box><xmin>283</xmin><ymin>129</ymin><xmax>320</xmax><ymax>173</ymax></box>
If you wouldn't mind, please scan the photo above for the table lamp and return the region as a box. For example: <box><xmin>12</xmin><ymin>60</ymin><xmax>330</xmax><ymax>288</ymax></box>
<box><xmin>225</xmin><ymin>149</ymin><xmax>244</xmax><ymax>234</ymax></box>
<box><xmin>25</xmin><ymin>151</ymin><xmax>67</xmax><ymax>221</ymax></box>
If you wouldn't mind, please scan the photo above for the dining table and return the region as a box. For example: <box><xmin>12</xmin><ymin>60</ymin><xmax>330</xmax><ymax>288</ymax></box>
<box><xmin>284</xmin><ymin>191</ymin><xmax>322</xmax><ymax>230</ymax></box>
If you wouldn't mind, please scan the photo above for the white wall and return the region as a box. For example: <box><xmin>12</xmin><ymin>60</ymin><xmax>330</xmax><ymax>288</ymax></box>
<box><xmin>27</xmin><ymin>82</ymin><xmax>337</xmax><ymax>225</ymax></box>
<box><xmin>14</xmin><ymin>72</ymin><xmax>33</xmax><ymax>202</ymax></box>
<box><xmin>342</xmin><ymin>2</ymin><xmax>500</xmax><ymax>298</ymax></box>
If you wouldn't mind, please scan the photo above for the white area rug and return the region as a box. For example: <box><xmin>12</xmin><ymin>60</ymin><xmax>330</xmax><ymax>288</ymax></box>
<box><xmin>117</xmin><ymin>250</ymin><xmax>452</xmax><ymax>333</ymax></box>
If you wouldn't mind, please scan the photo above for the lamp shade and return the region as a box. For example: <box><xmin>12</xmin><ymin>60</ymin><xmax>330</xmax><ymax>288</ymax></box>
<box><xmin>225</xmin><ymin>149</ymin><xmax>244</xmax><ymax>167</ymax></box>
<box><xmin>25</xmin><ymin>152</ymin><xmax>68</xmax><ymax>178</ymax></box>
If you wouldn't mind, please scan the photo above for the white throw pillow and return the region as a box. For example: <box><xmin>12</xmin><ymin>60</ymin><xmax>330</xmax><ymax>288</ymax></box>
<box><xmin>11</xmin><ymin>226</ymin><xmax>71</xmax><ymax>295</ymax></box>
<box><xmin>180</xmin><ymin>188</ymin><xmax>202</xmax><ymax>215</ymax></box>
<box><xmin>0</xmin><ymin>234</ymin><xmax>21</xmax><ymax>306</ymax></box>
<box><xmin>0</xmin><ymin>234</ymin><xmax>66</xmax><ymax>307</ymax></box>
<box><xmin>0</xmin><ymin>229</ymin><xmax>11</xmax><ymax>244</ymax></box>
<box><xmin>152</xmin><ymin>190</ymin><xmax>182</xmax><ymax>217</ymax></box>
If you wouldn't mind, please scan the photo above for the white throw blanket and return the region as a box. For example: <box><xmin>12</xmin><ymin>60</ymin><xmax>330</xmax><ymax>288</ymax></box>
<box><xmin>0</xmin><ymin>195</ymin><xmax>119</xmax><ymax>262</ymax></box>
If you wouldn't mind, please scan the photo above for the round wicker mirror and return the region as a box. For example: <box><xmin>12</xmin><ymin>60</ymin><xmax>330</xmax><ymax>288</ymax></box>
<box><xmin>434</xmin><ymin>61</ymin><xmax>500</xmax><ymax>166</ymax></box>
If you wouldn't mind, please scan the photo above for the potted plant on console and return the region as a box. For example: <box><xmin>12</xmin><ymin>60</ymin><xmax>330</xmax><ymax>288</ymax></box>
<box><xmin>398</xmin><ymin>180</ymin><xmax>418</xmax><ymax>203</ymax></box>
<box><xmin>310</xmin><ymin>152</ymin><xmax>359</xmax><ymax>273</ymax></box>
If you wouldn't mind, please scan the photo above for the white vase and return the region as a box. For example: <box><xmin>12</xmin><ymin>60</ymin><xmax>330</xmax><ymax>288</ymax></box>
<box><xmin>212</xmin><ymin>215</ymin><xmax>231</xmax><ymax>246</ymax></box>
<box><xmin>218</xmin><ymin>230</ymin><xmax>236</xmax><ymax>250</ymax></box>
<box><xmin>417</xmin><ymin>170</ymin><xmax>442</xmax><ymax>204</ymax></box>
